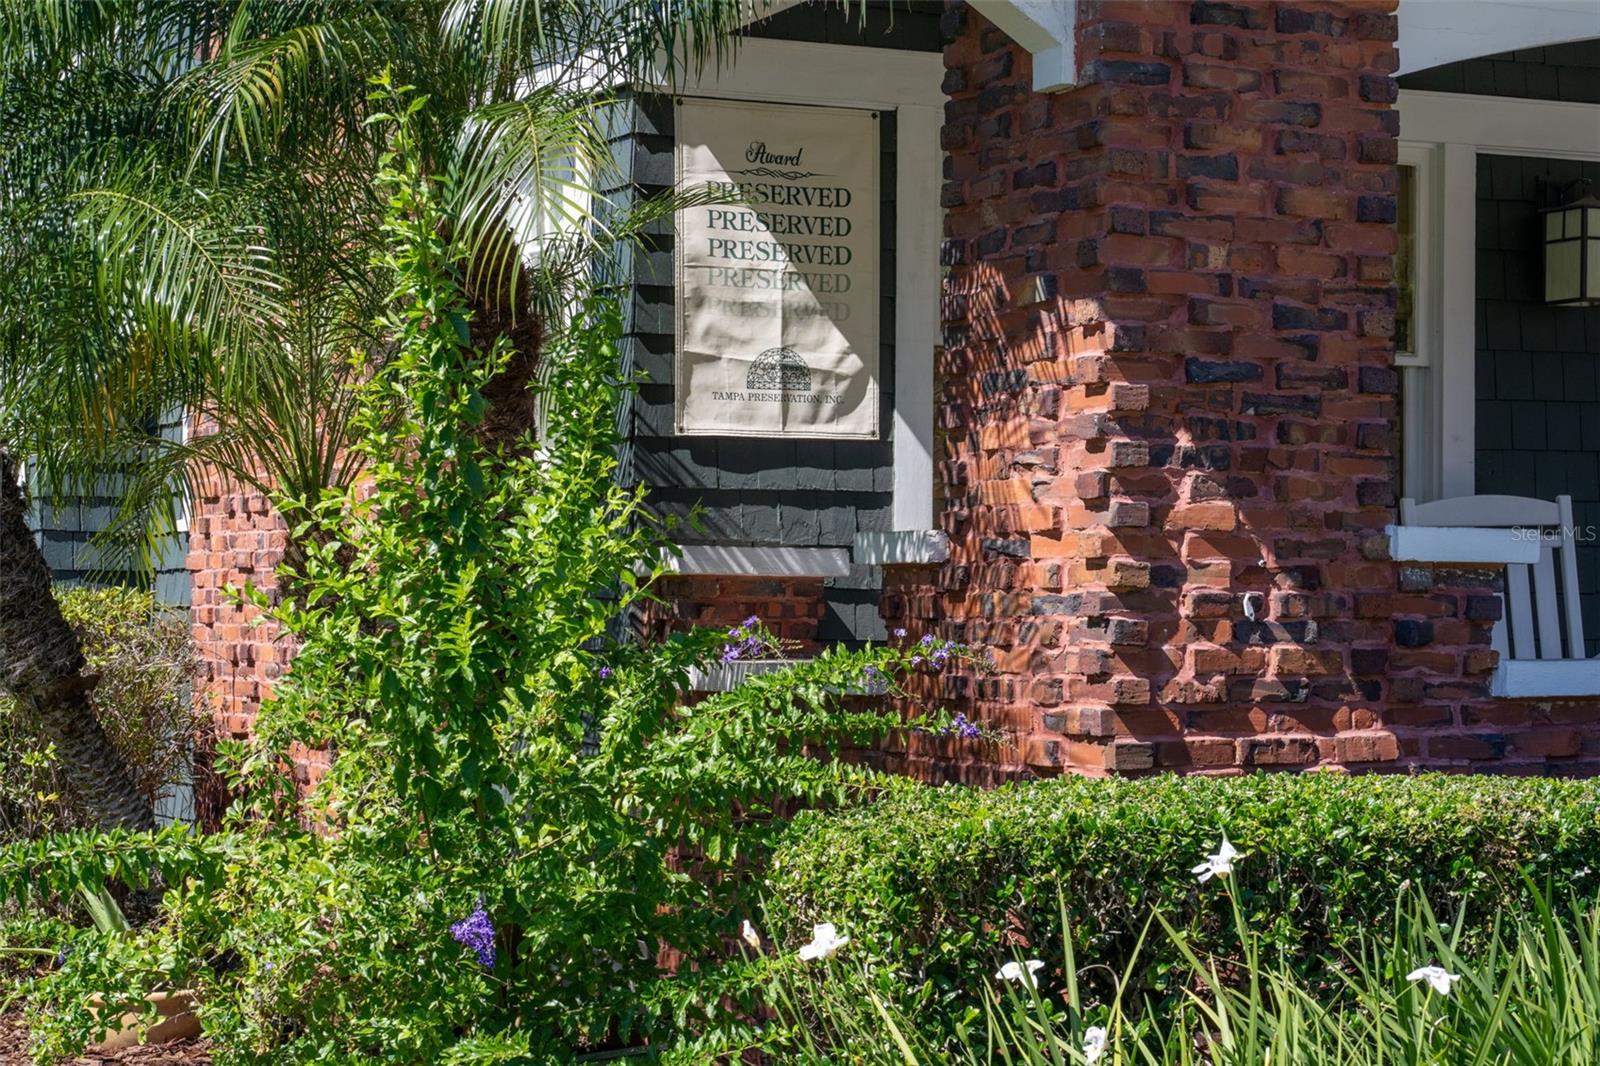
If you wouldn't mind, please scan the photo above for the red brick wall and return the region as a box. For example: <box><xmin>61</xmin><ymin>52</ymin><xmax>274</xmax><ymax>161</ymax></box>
<box><xmin>640</xmin><ymin>575</ymin><xmax>830</xmax><ymax>648</ymax></box>
<box><xmin>875</xmin><ymin>561</ymin><xmax>1030</xmax><ymax>784</ymax></box>
<box><xmin>931</xmin><ymin>0</ymin><xmax>1599</xmax><ymax>777</ymax></box>
<box><xmin>183</xmin><ymin>0</ymin><xmax>1600</xmax><ymax>784</ymax></box>
<box><xmin>1388</xmin><ymin>563</ymin><xmax>1599</xmax><ymax>769</ymax></box>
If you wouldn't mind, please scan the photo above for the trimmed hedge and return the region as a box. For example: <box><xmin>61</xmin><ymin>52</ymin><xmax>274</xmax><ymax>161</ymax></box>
<box><xmin>766</xmin><ymin>773</ymin><xmax>1600</xmax><ymax>1009</ymax></box>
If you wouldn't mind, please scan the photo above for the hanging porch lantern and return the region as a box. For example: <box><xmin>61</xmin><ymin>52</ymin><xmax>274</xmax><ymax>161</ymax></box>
<box><xmin>1542</xmin><ymin>179</ymin><xmax>1600</xmax><ymax>307</ymax></box>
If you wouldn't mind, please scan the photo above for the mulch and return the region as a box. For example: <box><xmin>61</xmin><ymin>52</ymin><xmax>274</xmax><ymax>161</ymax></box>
<box><xmin>0</xmin><ymin>1013</ymin><xmax>210</xmax><ymax>1066</ymax></box>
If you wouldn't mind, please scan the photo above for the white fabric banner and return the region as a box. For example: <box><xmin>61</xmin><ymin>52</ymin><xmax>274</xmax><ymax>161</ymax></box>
<box><xmin>674</xmin><ymin>97</ymin><xmax>879</xmax><ymax>438</ymax></box>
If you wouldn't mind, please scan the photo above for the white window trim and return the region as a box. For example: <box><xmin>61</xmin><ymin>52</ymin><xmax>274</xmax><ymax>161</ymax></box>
<box><xmin>666</xmin><ymin>544</ymin><xmax>850</xmax><ymax>578</ymax></box>
<box><xmin>650</xmin><ymin>37</ymin><xmax>944</xmax><ymax>531</ymax></box>
<box><xmin>1396</xmin><ymin>89</ymin><xmax>1600</xmax><ymax>501</ymax></box>
<box><xmin>1396</xmin><ymin>142</ymin><xmax>1441</xmax><ymax>502</ymax></box>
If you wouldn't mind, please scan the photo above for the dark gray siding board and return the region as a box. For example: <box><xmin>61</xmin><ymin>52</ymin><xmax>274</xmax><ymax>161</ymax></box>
<box><xmin>611</xmin><ymin>5</ymin><xmax>938</xmax><ymax>643</ymax></box>
<box><xmin>1471</xmin><ymin>153</ymin><xmax>1600</xmax><ymax>655</ymax></box>
<box><xmin>32</xmin><ymin>487</ymin><xmax>188</xmax><ymax>604</ymax></box>
<box><xmin>32</xmin><ymin>409</ymin><xmax>190</xmax><ymax>604</ymax></box>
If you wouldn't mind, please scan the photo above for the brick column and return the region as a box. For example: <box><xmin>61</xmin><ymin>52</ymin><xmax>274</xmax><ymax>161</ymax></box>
<box><xmin>187</xmin><ymin>471</ymin><xmax>289</xmax><ymax>743</ymax></box>
<box><xmin>184</xmin><ymin>437</ymin><xmax>322</xmax><ymax>816</ymax></box>
<box><xmin>939</xmin><ymin>0</ymin><xmax>1403</xmax><ymax>775</ymax></box>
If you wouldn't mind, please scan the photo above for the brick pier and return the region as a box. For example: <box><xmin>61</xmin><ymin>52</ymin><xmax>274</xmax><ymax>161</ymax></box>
<box><xmin>912</xmin><ymin>0</ymin><xmax>1596</xmax><ymax>779</ymax></box>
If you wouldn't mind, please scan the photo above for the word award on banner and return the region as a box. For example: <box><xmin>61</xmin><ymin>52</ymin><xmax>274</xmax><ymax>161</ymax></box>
<box><xmin>674</xmin><ymin>97</ymin><xmax>879</xmax><ymax>439</ymax></box>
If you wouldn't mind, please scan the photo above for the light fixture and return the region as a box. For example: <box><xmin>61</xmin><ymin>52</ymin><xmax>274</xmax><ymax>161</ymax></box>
<box><xmin>1542</xmin><ymin>179</ymin><xmax>1600</xmax><ymax>307</ymax></box>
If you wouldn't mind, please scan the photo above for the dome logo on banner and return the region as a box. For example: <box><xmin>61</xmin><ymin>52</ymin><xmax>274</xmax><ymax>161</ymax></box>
<box><xmin>745</xmin><ymin>347</ymin><xmax>812</xmax><ymax>392</ymax></box>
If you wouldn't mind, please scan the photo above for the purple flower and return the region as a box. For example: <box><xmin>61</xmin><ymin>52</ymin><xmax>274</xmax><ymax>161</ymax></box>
<box><xmin>894</xmin><ymin>628</ymin><xmax>907</xmax><ymax>638</ymax></box>
<box><xmin>931</xmin><ymin>712</ymin><xmax>982</xmax><ymax>740</ymax></box>
<box><xmin>920</xmin><ymin>634</ymin><xmax>935</xmax><ymax>646</ymax></box>
<box><xmin>451</xmin><ymin>905</ymin><xmax>496</xmax><ymax>969</ymax></box>
<box><xmin>598</xmin><ymin>666</ymin><xmax>613</xmax><ymax>679</ymax></box>
<box><xmin>720</xmin><ymin>621</ymin><xmax>767</xmax><ymax>663</ymax></box>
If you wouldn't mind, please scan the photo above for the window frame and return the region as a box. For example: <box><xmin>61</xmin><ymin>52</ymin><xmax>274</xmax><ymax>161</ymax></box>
<box><xmin>646</xmin><ymin>37</ymin><xmax>944</xmax><ymax>531</ymax></box>
<box><xmin>1395</xmin><ymin>141</ymin><xmax>1441</xmax><ymax>503</ymax></box>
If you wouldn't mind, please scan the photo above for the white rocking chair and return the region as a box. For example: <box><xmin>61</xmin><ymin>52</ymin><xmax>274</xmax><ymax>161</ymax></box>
<box><xmin>1399</xmin><ymin>494</ymin><xmax>1599</xmax><ymax>697</ymax></box>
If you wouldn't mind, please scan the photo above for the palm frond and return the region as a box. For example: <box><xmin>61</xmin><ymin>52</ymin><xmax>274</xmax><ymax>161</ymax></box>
<box><xmin>518</xmin><ymin>183</ymin><xmax>726</xmax><ymax>323</ymax></box>
<box><xmin>0</xmin><ymin>0</ymin><xmax>220</xmax><ymax>80</ymax></box>
<box><xmin>85</xmin><ymin>331</ymin><xmax>377</xmax><ymax>576</ymax></box>
<box><xmin>439</xmin><ymin>0</ymin><xmax>775</xmax><ymax>88</ymax></box>
<box><xmin>449</xmin><ymin>87</ymin><xmax>618</xmax><ymax>311</ymax></box>
<box><xmin>75</xmin><ymin>178</ymin><xmax>286</xmax><ymax>393</ymax></box>
<box><xmin>164</xmin><ymin>11</ymin><xmax>400</xmax><ymax>177</ymax></box>
<box><xmin>2</xmin><ymin>0</ymin><xmax>807</xmax><ymax>582</ymax></box>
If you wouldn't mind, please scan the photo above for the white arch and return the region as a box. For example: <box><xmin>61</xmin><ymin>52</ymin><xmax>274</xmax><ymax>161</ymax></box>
<box><xmin>1398</xmin><ymin>0</ymin><xmax>1600</xmax><ymax>76</ymax></box>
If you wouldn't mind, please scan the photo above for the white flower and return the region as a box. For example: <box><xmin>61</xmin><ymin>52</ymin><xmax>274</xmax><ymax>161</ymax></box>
<box><xmin>740</xmin><ymin>919</ymin><xmax>761</xmax><ymax>951</ymax></box>
<box><xmin>1192</xmin><ymin>835</ymin><xmax>1239</xmax><ymax>882</ymax></box>
<box><xmin>797</xmin><ymin>923</ymin><xmax>850</xmax><ymax>961</ymax></box>
<box><xmin>994</xmin><ymin>959</ymin><xmax>1045</xmax><ymax>986</ymax></box>
<box><xmin>1082</xmin><ymin>1025</ymin><xmax>1107</xmax><ymax>1063</ymax></box>
<box><xmin>1407</xmin><ymin>964</ymin><xmax>1460</xmax><ymax>996</ymax></box>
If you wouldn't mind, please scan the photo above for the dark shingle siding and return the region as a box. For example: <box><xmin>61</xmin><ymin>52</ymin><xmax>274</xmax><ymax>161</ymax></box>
<box><xmin>1471</xmin><ymin>153</ymin><xmax>1600</xmax><ymax>654</ymax></box>
<box><xmin>33</xmin><ymin>490</ymin><xmax>188</xmax><ymax>604</ymax></box>
<box><xmin>33</xmin><ymin>411</ymin><xmax>190</xmax><ymax>604</ymax></box>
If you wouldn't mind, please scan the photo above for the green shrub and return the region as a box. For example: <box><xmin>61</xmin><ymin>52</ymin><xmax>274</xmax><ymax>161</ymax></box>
<box><xmin>766</xmin><ymin>772</ymin><xmax>1600</xmax><ymax>1016</ymax></box>
<box><xmin>0</xmin><ymin>586</ymin><xmax>197</xmax><ymax>839</ymax></box>
<box><xmin>4</xmin><ymin>88</ymin><xmax>969</xmax><ymax>1065</ymax></box>
<box><xmin>760</xmin><ymin>884</ymin><xmax>1600</xmax><ymax>1065</ymax></box>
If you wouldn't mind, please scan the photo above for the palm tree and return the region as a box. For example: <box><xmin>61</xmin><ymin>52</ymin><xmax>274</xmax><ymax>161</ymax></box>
<box><xmin>0</xmin><ymin>0</ymin><xmax>789</xmax><ymax>829</ymax></box>
<box><xmin>0</xmin><ymin>15</ymin><xmax>234</xmax><ymax>831</ymax></box>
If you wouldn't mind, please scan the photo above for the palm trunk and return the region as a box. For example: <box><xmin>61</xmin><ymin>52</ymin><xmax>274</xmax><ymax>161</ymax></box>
<box><xmin>0</xmin><ymin>452</ymin><xmax>154</xmax><ymax>832</ymax></box>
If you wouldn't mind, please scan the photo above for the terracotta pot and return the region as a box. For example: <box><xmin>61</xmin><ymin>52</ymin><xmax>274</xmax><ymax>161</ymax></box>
<box><xmin>88</xmin><ymin>989</ymin><xmax>201</xmax><ymax>1051</ymax></box>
